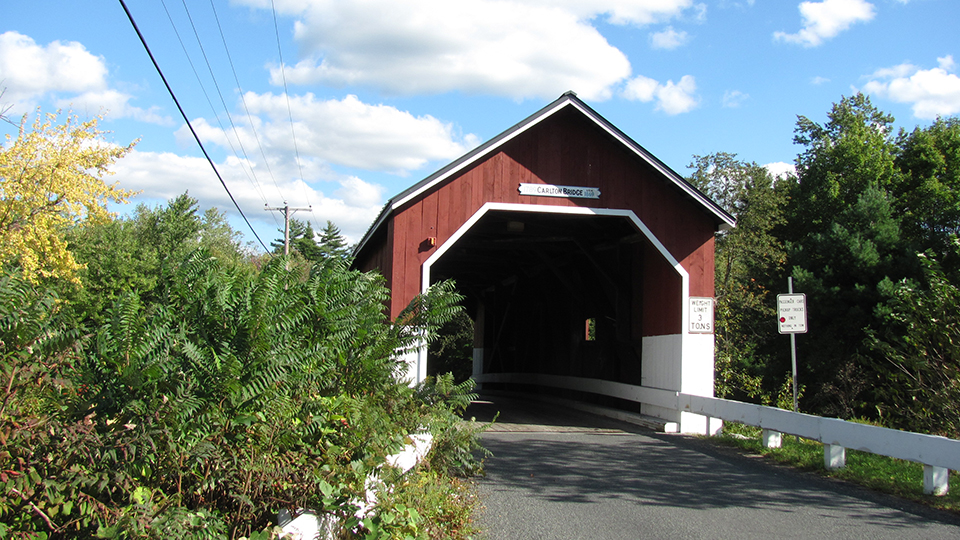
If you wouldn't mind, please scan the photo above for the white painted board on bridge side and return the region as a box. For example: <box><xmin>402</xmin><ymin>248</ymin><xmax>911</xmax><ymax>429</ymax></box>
<box><xmin>777</xmin><ymin>293</ymin><xmax>807</xmax><ymax>334</ymax></box>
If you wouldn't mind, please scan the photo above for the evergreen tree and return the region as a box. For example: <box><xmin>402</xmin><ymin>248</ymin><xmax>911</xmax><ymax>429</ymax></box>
<box><xmin>318</xmin><ymin>220</ymin><xmax>351</xmax><ymax>261</ymax></box>
<box><xmin>272</xmin><ymin>218</ymin><xmax>322</xmax><ymax>261</ymax></box>
<box><xmin>782</xmin><ymin>94</ymin><xmax>911</xmax><ymax>416</ymax></box>
<box><xmin>272</xmin><ymin>219</ymin><xmax>351</xmax><ymax>263</ymax></box>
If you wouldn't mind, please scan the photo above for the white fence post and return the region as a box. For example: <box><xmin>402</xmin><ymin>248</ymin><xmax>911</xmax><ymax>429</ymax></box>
<box><xmin>708</xmin><ymin>417</ymin><xmax>723</xmax><ymax>436</ymax></box>
<box><xmin>762</xmin><ymin>429</ymin><xmax>782</xmax><ymax>449</ymax></box>
<box><xmin>924</xmin><ymin>466</ymin><xmax>949</xmax><ymax>496</ymax></box>
<box><xmin>824</xmin><ymin>444</ymin><xmax>846</xmax><ymax>470</ymax></box>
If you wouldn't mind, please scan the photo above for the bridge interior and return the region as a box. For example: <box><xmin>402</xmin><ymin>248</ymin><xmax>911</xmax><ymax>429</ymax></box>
<box><xmin>429</xmin><ymin>210</ymin><xmax>655</xmax><ymax>386</ymax></box>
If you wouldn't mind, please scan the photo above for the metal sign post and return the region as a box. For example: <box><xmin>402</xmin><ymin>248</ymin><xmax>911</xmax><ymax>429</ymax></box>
<box><xmin>777</xmin><ymin>277</ymin><xmax>807</xmax><ymax>413</ymax></box>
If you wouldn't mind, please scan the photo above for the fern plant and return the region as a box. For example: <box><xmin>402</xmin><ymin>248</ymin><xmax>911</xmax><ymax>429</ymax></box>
<box><xmin>2</xmin><ymin>246</ymin><xmax>486</xmax><ymax>539</ymax></box>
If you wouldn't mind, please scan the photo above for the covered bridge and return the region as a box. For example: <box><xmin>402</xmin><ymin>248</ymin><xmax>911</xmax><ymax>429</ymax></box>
<box><xmin>353</xmin><ymin>92</ymin><xmax>734</xmax><ymax>433</ymax></box>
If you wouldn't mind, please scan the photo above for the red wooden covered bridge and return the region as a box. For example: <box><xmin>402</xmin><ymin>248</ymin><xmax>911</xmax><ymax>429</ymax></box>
<box><xmin>353</xmin><ymin>92</ymin><xmax>734</xmax><ymax>433</ymax></box>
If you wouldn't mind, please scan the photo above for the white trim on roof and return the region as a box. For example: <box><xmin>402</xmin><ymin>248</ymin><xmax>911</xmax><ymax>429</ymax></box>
<box><xmin>393</xmin><ymin>98</ymin><xmax>572</xmax><ymax>210</ymax></box>
<box><xmin>354</xmin><ymin>93</ymin><xmax>734</xmax><ymax>257</ymax></box>
<box><xmin>562</xmin><ymin>99</ymin><xmax>734</xmax><ymax>230</ymax></box>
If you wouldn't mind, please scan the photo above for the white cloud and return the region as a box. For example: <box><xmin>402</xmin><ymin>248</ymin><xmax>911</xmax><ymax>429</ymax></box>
<box><xmin>111</xmin><ymin>149</ymin><xmax>384</xmax><ymax>243</ymax></box>
<box><xmin>650</xmin><ymin>27</ymin><xmax>690</xmax><ymax>50</ymax></box>
<box><xmin>722</xmin><ymin>90</ymin><xmax>748</xmax><ymax>108</ymax></box>
<box><xmin>774</xmin><ymin>0</ymin><xmax>875</xmax><ymax>47</ymax></box>
<box><xmin>239</xmin><ymin>0</ymin><xmax>698</xmax><ymax>101</ymax></box>
<box><xmin>622</xmin><ymin>75</ymin><xmax>660</xmax><ymax>102</ymax></box>
<box><xmin>692</xmin><ymin>3</ymin><xmax>709</xmax><ymax>22</ymax></box>
<box><xmin>622</xmin><ymin>74</ymin><xmax>699</xmax><ymax>114</ymax></box>
<box><xmin>862</xmin><ymin>56</ymin><xmax>960</xmax><ymax>119</ymax></box>
<box><xmin>56</xmin><ymin>90</ymin><xmax>173</xmax><ymax>126</ymax></box>
<box><xmin>335</xmin><ymin>176</ymin><xmax>384</xmax><ymax>208</ymax></box>
<box><xmin>765</xmin><ymin>162</ymin><xmax>796</xmax><ymax>180</ymax></box>
<box><xmin>939</xmin><ymin>55</ymin><xmax>957</xmax><ymax>71</ymax></box>
<box><xmin>181</xmin><ymin>93</ymin><xmax>478</xmax><ymax>174</ymax></box>
<box><xmin>153</xmin><ymin>92</ymin><xmax>473</xmax><ymax>242</ymax></box>
<box><xmin>0</xmin><ymin>31</ymin><xmax>171</xmax><ymax>125</ymax></box>
<box><xmin>811</xmin><ymin>76</ymin><xmax>831</xmax><ymax>85</ymax></box>
<box><xmin>0</xmin><ymin>31</ymin><xmax>106</xmax><ymax>107</ymax></box>
<box><xmin>869</xmin><ymin>62</ymin><xmax>918</xmax><ymax>79</ymax></box>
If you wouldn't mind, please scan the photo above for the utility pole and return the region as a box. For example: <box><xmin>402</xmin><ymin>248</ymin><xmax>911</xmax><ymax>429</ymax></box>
<box><xmin>264</xmin><ymin>202</ymin><xmax>312</xmax><ymax>255</ymax></box>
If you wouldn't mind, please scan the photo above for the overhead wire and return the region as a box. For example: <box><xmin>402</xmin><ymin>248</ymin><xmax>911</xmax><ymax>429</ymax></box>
<box><xmin>157</xmin><ymin>0</ymin><xmax>281</xmax><ymax>234</ymax></box>
<box><xmin>207</xmin><ymin>0</ymin><xmax>289</xmax><ymax>226</ymax></box>
<box><xmin>174</xmin><ymin>0</ymin><xmax>284</xmax><ymax>206</ymax></box>
<box><xmin>166</xmin><ymin>0</ymin><xmax>283</xmax><ymax>234</ymax></box>
<box><xmin>157</xmin><ymin>0</ymin><xmax>278</xmax><ymax>234</ymax></box>
<box><xmin>270</xmin><ymin>0</ymin><xmax>319</xmax><ymax>235</ymax></box>
<box><xmin>118</xmin><ymin>0</ymin><xmax>271</xmax><ymax>253</ymax></box>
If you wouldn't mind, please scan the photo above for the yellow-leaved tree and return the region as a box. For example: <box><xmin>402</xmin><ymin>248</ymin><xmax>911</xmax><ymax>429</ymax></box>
<box><xmin>0</xmin><ymin>110</ymin><xmax>137</xmax><ymax>282</ymax></box>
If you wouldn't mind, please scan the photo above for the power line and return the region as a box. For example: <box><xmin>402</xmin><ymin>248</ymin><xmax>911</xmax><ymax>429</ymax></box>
<box><xmin>270</xmin><ymin>0</ymin><xmax>320</xmax><ymax>234</ymax></box>
<box><xmin>176</xmin><ymin>0</ymin><xmax>280</xmax><ymax>202</ymax></box>
<box><xmin>207</xmin><ymin>0</ymin><xmax>287</xmax><ymax>209</ymax></box>
<box><xmin>118</xmin><ymin>0</ymin><xmax>271</xmax><ymax>253</ymax></box>
<box><xmin>158</xmin><ymin>0</ymin><xmax>274</xmax><ymax>210</ymax></box>
<box><xmin>159</xmin><ymin>0</ymin><xmax>283</xmax><ymax>232</ymax></box>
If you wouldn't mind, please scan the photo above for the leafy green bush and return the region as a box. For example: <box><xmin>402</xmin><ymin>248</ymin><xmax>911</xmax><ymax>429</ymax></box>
<box><xmin>0</xmin><ymin>251</ymin><xmax>487</xmax><ymax>539</ymax></box>
<box><xmin>368</xmin><ymin>468</ymin><xmax>480</xmax><ymax>540</ymax></box>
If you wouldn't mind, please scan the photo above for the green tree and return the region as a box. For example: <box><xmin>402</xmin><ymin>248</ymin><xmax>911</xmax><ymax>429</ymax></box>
<box><xmin>894</xmin><ymin>117</ymin><xmax>960</xmax><ymax>255</ymax></box>
<box><xmin>198</xmin><ymin>206</ymin><xmax>249</xmax><ymax>265</ymax></box>
<box><xmin>272</xmin><ymin>219</ymin><xmax>351</xmax><ymax>264</ymax></box>
<box><xmin>64</xmin><ymin>193</ymin><xmax>250</xmax><ymax>324</ymax></box>
<box><xmin>65</xmin><ymin>218</ymin><xmax>160</xmax><ymax>324</ymax></box>
<box><xmin>688</xmin><ymin>153</ymin><xmax>788</xmax><ymax>401</ymax></box>
<box><xmin>133</xmin><ymin>193</ymin><xmax>203</xmax><ymax>270</ymax></box>
<box><xmin>317</xmin><ymin>220</ymin><xmax>351</xmax><ymax>261</ymax></box>
<box><xmin>782</xmin><ymin>94</ymin><xmax>911</xmax><ymax>417</ymax></box>
<box><xmin>791</xmin><ymin>93</ymin><xmax>901</xmax><ymax>229</ymax></box>
<box><xmin>272</xmin><ymin>218</ymin><xmax>321</xmax><ymax>260</ymax></box>
<box><xmin>868</xmin><ymin>241</ymin><xmax>960</xmax><ymax>437</ymax></box>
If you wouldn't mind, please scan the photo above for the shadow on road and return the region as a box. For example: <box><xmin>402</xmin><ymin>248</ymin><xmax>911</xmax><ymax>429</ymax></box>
<box><xmin>468</xmin><ymin>393</ymin><xmax>960</xmax><ymax>539</ymax></box>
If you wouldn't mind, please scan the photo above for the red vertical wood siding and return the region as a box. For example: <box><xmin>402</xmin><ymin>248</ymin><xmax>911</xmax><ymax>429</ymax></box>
<box><xmin>357</xmin><ymin>107</ymin><xmax>719</xmax><ymax>330</ymax></box>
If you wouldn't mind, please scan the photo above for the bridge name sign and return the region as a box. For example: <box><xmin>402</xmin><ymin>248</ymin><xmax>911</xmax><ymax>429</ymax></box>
<box><xmin>519</xmin><ymin>183</ymin><xmax>601</xmax><ymax>199</ymax></box>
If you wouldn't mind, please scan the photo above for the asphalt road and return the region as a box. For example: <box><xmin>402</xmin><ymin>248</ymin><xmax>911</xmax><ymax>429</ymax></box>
<box><xmin>466</xmin><ymin>394</ymin><xmax>960</xmax><ymax>540</ymax></box>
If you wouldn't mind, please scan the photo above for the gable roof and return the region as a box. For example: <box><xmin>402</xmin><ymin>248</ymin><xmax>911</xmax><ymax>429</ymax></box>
<box><xmin>354</xmin><ymin>91</ymin><xmax>735</xmax><ymax>256</ymax></box>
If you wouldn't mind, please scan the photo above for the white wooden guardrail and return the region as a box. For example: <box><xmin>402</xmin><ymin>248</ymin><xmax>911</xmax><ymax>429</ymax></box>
<box><xmin>682</xmin><ymin>393</ymin><xmax>959</xmax><ymax>496</ymax></box>
<box><xmin>476</xmin><ymin>373</ymin><xmax>960</xmax><ymax>496</ymax></box>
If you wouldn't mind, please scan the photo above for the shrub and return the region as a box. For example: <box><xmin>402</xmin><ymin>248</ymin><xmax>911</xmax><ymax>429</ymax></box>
<box><xmin>0</xmin><ymin>252</ymin><xmax>487</xmax><ymax>539</ymax></box>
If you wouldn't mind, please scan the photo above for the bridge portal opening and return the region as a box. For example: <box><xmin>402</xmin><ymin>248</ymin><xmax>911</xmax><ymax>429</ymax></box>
<box><xmin>428</xmin><ymin>210</ymin><xmax>671</xmax><ymax>389</ymax></box>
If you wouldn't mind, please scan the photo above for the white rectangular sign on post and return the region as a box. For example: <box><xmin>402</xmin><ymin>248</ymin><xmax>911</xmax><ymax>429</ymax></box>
<box><xmin>689</xmin><ymin>297</ymin><xmax>714</xmax><ymax>334</ymax></box>
<box><xmin>777</xmin><ymin>293</ymin><xmax>807</xmax><ymax>334</ymax></box>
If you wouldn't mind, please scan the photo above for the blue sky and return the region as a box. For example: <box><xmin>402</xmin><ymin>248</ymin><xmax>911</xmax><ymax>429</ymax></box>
<box><xmin>2</xmin><ymin>0</ymin><xmax>959</xmax><ymax>249</ymax></box>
